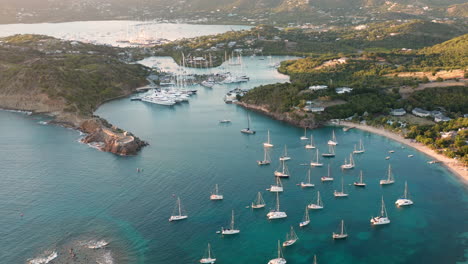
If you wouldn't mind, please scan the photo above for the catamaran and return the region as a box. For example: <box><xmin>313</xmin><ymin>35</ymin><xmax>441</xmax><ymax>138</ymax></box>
<box><xmin>300</xmin><ymin>127</ymin><xmax>308</xmax><ymax>140</ymax></box>
<box><xmin>274</xmin><ymin>160</ymin><xmax>290</xmax><ymax>178</ymax></box>
<box><xmin>282</xmin><ymin>226</ymin><xmax>299</xmax><ymax>247</ymax></box>
<box><xmin>279</xmin><ymin>145</ymin><xmax>291</xmax><ymax>161</ymax></box>
<box><xmin>300</xmin><ymin>169</ymin><xmax>314</xmax><ymax>188</ymax></box>
<box><xmin>321</xmin><ymin>164</ymin><xmax>334</xmax><ymax>182</ymax></box>
<box><xmin>370</xmin><ymin>196</ymin><xmax>391</xmax><ymax>225</ymax></box>
<box><xmin>251</xmin><ymin>192</ymin><xmax>266</xmax><ymax>209</ymax></box>
<box><xmin>169</xmin><ymin>197</ymin><xmax>188</xmax><ymax>222</ymax></box>
<box><xmin>269</xmin><ymin>177</ymin><xmax>284</xmax><ymax>192</ymax></box>
<box><xmin>380</xmin><ymin>164</ymin><xmax>395</xmax><ymax>185</ymax></box>
<box><xmin>199</xmin><ymin>243</ymin><xmax>216</xmax><ymax>264</ymax></box>
<box><xmin>267</xmin><ymin>192</ymin><xmax>287</xmax><ymax>219</ymax></box>
<box><xmin>332</xmin><ymin>220</ymin><xmax>348</xmax><ymax>239</ymax></box>
<box><xmin>353</xmin><ymin>138</ymin><xmax>365</xmax><ymax>154</ymax></box>
<box><xmin>305</xmin><ymin>135</ymin><xmax>315</xmax><ymax>149</ymax></box>
<box><xmin>268</xmin><ymin>241</ymin><xmax>287</xmax><ymax>264</ymax></box>
<box><xmin>340</xmin><ymin>153</ymin><xmax>355</xmax><ymax>169</ymax></box>
<box><xmin>258</xmin><ymin>147</ymin><xmax>271</xmax><ymax>166</ymax></box>
<box><xmin>334</xmin><ymin>177</ymin><xmax>349</xmax><ymax>197</ymax></box>
<box><xmin>327</xmin><ymin>130</ymin><xmax>338</xmax><ymax>145</ymax></box>
<box><xmin>210</xmin><ymin>184</ymin><xmax>223</xmax><ymax>200</ymax></box>
<box><xmin>353</xmin><ymin>170</ymin><xmax>366</xmax><ymax>187</ymax></box>
<box><xmin>240</xmin><ymin>114</ymin><xmax>256</xmax><ymax>134</ymax></box>
<box><xmin>264</xmin><ymin>130</ymin><xmax>274</xmax><ymax>148</ymax></box>
<box><xmin>299</xmin><ymin>206</ymin><xmax>310</xmax><ymax>227</ymax></box>
<box><xmin>322</xmin><ymin>145</ymin><xmax>336</xmax><ymax>157</ymax></box>
<box><xmin>221</xmin><ymin>210</ymin><xmax>240</xmax><ymax>235</ymax></box>
<box><xmin>395</xmin><ymin>181</ymin><xmax>413</xmax><ymax>207</ymax></box>
<box><xmin>308</xmin><ymin>191</ymin><xmax>324</xmax><ymax>209</ymax></box>
<box><xmin>310</xmin><ymin>148</ymin><xmax>323</xmax><ymax>167</ymax></box>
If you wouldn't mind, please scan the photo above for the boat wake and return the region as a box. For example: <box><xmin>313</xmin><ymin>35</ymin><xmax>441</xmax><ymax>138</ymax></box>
<box><xmin>38</xmin><ymin>121</ymin><xmax>49</xmax><ymax>125</ymax></box>
<box><xmin>27</xmin><ymin>251</ymin><xmax>58</xmax><ymax>264</ymax></box>
<box><xmin>84</xmin><ymin>239</ymin><xmax>109</xmax><ymax>249</ymax></box>
<box><xmin>96</xmin><ymin>251</ymin><xmax>114</xmax><ymax>264</ymax></box>
<box><xmin>0</xmin><ymin>108</ymin><xmax>33</xmax><ymax>115</ymax></box>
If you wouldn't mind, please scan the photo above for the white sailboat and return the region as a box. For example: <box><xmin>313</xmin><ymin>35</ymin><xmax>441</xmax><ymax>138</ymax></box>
<box><xmin>327</xmin><ymin>130</ymin><xmax>338</xmax><ymax>145</ymax></box>
<box><xmin>258</xmin><ymin>147</ymin><xmax>271</xmax><ymax>166</ymax></box>
<box><xmin>267</xmin><ymin>192</ymin><xmax>287</xmax><ymax>219</ymax></box>
<box><xmin>169</xmin><ymin>197</ymin><xmax>188</xmax><ymax>222</ymax></box>
<box><xmin>395</xmin><ymin>181</ymin><xmax>413</xmax><ymax>207</ymax></box>
<box><xmin>268</xmin><ymin>240</ymin><xmax>287</xmax><ymax>264</ymax></box>
<box><xmin>241</xmin><ymin>114</ymin><xmax>256</xmax><ymax>134</ymax></box>
<box><xmin>282</xmin><ymin>226</ymin><xmax>299</xmax><ymax>247</ymax></box>
<box><xmin>321</xmin><ymin>164</ymin><xmax>334</xmax><ymax>182</ymax></box>
<box><xmin>199</xmin><ymin>243</ymin><xmax>216</xmax><ymax>264</ymax></box>
<box><xmin>264</xmin><ymin>130</ymin><xmax>274</xmax><ymax>148</ymax></box>
<box><xmin>380</xmin><ymin>164</ymin><xmax>395</xmax><ymax>185</ymax></box>
<box><xmin>322</xmin><ymin>144</ymin><xmax>335</xmax><ymax>157</ymax></box>
<box><xmin>334</xmin><ymin>177</ymin><xmax>349</xmax><ymax>197</ymax></box>
<box><xmin>370</xmin><ymin>196</ymin><xmax>391</xmax><ymax>225</ymax></box>
<box><xmin>310</xmin><ymin>148</ymin><xmax>323</xmax><ymax>167</ymax></box>
<box><xmin>269</xmin><ymin>177</ymin><xmax>284</xmax><ymax>192</ymax></box>
<box><xmin>305</xmin><ymin>135</ymin><xmax>316</xmax><ymax>149</ymax></box>
<box><xmin>353</xmin><ymin>170</ymin><xmax>366</xmax><ymax>187</ymax></box>
<box><xmin>353</xmin><ymin>139</ymin><xmax>365</xmax><ymax>154</ymax></box>
<box><xmin>300</xmin><ymin>169</ymin><xmax>314</xmax><ymax>188</ymax></box>
<box><xmin>279</xmin><ymin>145</ymin><xmax>291</xmax><ymax>161</ymax></box>
<box><xmin>210</xmin><ymin>184</ymin><xmax>223</xmax><ymax>200</ymax></box>
<box><xmin>308</xmin><ymin>191</ymin><xmax>324</xmax><ymax>209</ymax></box>
<box><xmin>221</xmin><ymin>209</ymin><xmax>240</xmax><ymax>235</ymax></box>
<box><xmin>274</xmin><ymin>160</ymin><xmax>290</xmax><ymax>178</ymax></box>
<box><xmin>340</xmin><ymin>153</ymin><xmax>355</xmax><ymax>169</ymax></box>
<box><xmin>300</xmin><ymin>127</ymin><xmax>308</xmax><ymax>140</ymax></box>
<box><xmin>332</xmin><ymin>220</ymin><xmax>348</xmax><ymax>239</ymax></box>
<box><xmin>299</xmin><ymin>206</ymin><xmax>310</xmax><ymax>227</ymax></box>
<box><xmin>251</xmin><ymin>192</ymin><xmax>266</xmax><ymax>209</ymax></box>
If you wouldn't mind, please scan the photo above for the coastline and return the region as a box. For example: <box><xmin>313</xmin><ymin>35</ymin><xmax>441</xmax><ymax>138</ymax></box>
<box><xmin>338</xmin><ymin>121</ymin><xmax>468</xmax><ymax>185</ymax></box>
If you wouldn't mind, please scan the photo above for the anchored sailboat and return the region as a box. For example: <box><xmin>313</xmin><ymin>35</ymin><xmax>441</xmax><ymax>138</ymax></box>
<box><xmin>370</xmin><ymin>196</ymin><xmax>391</xmax><ymax>225</ymax></box>
<box><xmin>300</xmin><ymin>169</ymin><xmax>314</xmax><ymax>188</ymax></box>
<box><xmin>267</xmin><ymin>192</ymin><xmax>287</xmax><ymax>219</ymax></box>
<box><xmin>327</xmin><ymin>130</ymin><xmax>338</xmax><ymax>145</ymax></box>
<box><xmin>240</xmin><ymin>114</ymin><xmax>256</xmax><ymax>134</ymax></box>
<box><xmin>300</xmin><ymin>127</ymin><xmax>309</xmax><ymax>140</ymax></box>
<box><xmin>169</xmin><ymin>197</ymin><xmax>188</xmax><ymax>222</ymax></box>
<box><xmin>199</xmin><ymin>243</ymin><xmax>216</xmax><ymax>264</ymax></box>
<box><xmin>251</xmin><ymin>192</ymin><xmax>266</xmax><ymax>209</ymax></box>
<box><xmin>305</xmin><ymin>135</ymin><xmax>316</xmax><ymax>149</ymax></box>
<box><xmin>340</xmin><ymin>153</ymin><xmax>355</xmax><ymax>169</ymax></box>
<box><xmin>322</xmin><ymin>144</ymin><xmax>336</xmax><ymax>157</ymax></box>
<box><xmin>353</xmin><ymin>170</ymin><xmax>366</xmax><ymax>187</ymax></box>
<box><xmin>395</xmin><ymin>181</ymin><xmax>413</xmax><ymax>206</ymax></box>
<box><xmin>274</xmin><ymin>160</ymin><xmax>290</xmax><ymax>178</ymax></box>
<box><xmin>353</xmin><ymin>139</ymin><xmax>365</xmax><ymax>154</ymax></box>
<box><xmin>308</xmin><ymin>191</ymin><xmax>324</xmax><ymax>209</ymax></box>
<box><xmin>310</xmin><ymin>148</ymin><xmax>323</xmax><ymax>167</ymax></box>
<box><xmin>332</xmin><ymin>220</ymin><xmax>348</xmax><ymax>239</ymax></box>
<box><xmin>299</xmin><ymin>206</ymin><xmax>310</xmax><ymax>227</ymax></box>
<box><xmin>264</xmin><ymin>130</ymin><xmax>274</xmax><ymax>148</ymax></box>
<box><xmin>210</xmin><ymin>184</ymin><xmax>223</xmax><ymax>200</ymax></box>
<box><xmin>269</xmin><ymin>177</ymin><xmax>284</xmax><ymax>192</ymax></box>
<box><xmin>258</xmin><ymin>147</ymin><xmax>271</xmax><ymax>165</ymax></box>
<box><xmin>334</xmin><ymin>177</ymin><xmax>349</xmax><ymax>197</ymax></box>
<box><xmin>321</xmin><ymin>164</ymin><xmax>334</xmax><ymax>182</ymax></box>
<box><xmin>268</xmin><ymin>240</ymin><xmax>287</xmax><ymax>264</ymax></box>
<box><xmin>279</xmin><ymin>145</ymin><xmax>291</xmax><ymax>161</ymax></box>
<box><xmin>282</xmin><ymin>226</ymin><xmax>299</xmax><ymax>247</ymax></box>
<box><xmin>380</xmin><ymin>164</ymin><xmax>395</xmax><ymax>185</ymax></box>
<box><xmin>221</xmin><ymin>210</ymin><xmax>240</xmax><ymax>235</ymax></box>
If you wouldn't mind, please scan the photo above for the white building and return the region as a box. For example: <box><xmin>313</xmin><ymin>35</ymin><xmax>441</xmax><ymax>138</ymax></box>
<box><xmin>309</xmin><ymin>85</ymin><xmax>328</xmax><ymax>91</ymax></box>
<box><xmin>335</xmin><ymin>87</ymin><xmax>353</xmax><ymax>94</ymax></box>
<box><xmin>412</xmin><ymin>108</ymin><xmax>431</xmax><ymax>117</ymax></box>
<box><xmin>390</xmin><ymin>108</ymin><xmax>406</xmax><ymax>116</ymax></box>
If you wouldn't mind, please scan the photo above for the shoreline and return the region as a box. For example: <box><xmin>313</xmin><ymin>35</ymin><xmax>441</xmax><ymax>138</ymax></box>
<box><xmin>338</xmin><ymin>121</ymin><xmax>468</xmax><ymax>186</ymax></box>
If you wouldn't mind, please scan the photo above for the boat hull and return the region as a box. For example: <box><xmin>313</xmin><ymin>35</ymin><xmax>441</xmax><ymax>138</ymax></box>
<box><xmin>267</xmin><ymin>211</ymin><xmax>287</xmax><ymax>219</ymax></box>
<box><xmin>169</xmin><ymin>215</ymin><xmax>188</xmax><ymax>222</ymax></box>
<box><xmin>300</xmin><ymin>183</ymin><xmax>314</xmax><ymax>188</ymax></box>
<box><xmin>279</xmin><ymin>157</ymin><xmax>291</xmax><ymax>161</ymax></box>
<box><xmin>370</xmin><ymin>217</ymin><xmax>390</xmax><ymax>225</ymax></box>
<box><xmin>321</xmin><ymin>177</ymin><xmax>334</xmax><ymax>182</ymax></box>
<box><xmin>299</xmin><ymin>220</ymin><xmax>310</xmax><ymax>227</ymax></box>
<box><xmin>241</xmin><ymin>129</ymin><xmax>256</xmax><ymax>134</ymax></box>
<box><xmin>282</xmin><ymin>239</ymin><xmax>297</xmax><ymax>247</ymax></box>
<box><xmin>307</xmin><ymin>204</ymin><xmax>323</xmax><ymax>210</ymax></box>
<box><xmin>395</xmin><ymin>199</ymin><xmax>413</xmax><ymax>206</ymax></box>
<box><xmin>200</xmin><ymin>258</ymin><xmax>217</xmax><ymax>264</ymax></box>
<box><xmin>268</xmin><ymin>258</ymin><xmax>287</xmax><ymax>264</ymax></box>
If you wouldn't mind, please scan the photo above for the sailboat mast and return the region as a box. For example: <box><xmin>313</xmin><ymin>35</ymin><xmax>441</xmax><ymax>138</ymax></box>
<box><xmin>404</xmin><ymin>181</ymin><xmax>408</xmax><ymax>199</ymax></box>
<box><xmin>178</xmin><ymin>198</ymin><xmax>182</xmax><ymax>216</ymax></box>
<box><xmin>231</xmin><ymin>210</ymin><xmax>235</xmax><ymax>229</ymax></box>
<box><xmin>381</xmin><ymin>197</ymin><xmax>386</xmax><ymax>217</ymax></box>
<box><xmin>276</xmin><ymin>192</ymin><xmax>280</xmax><ymax>211</ymax></box>
<box><xmin>341</xmin><ymin>220</ymin><xmax>344</xmax><ymax>235</ymax></box>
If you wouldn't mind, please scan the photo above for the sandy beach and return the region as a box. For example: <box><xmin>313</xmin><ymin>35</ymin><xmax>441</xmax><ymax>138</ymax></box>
<box><xmin>339</xmin><ymin>121</ymin><xmax>468</xmax><ymax>185</ymax></box>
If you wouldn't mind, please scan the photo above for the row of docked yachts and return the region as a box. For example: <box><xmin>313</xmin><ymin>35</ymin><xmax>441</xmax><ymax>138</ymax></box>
<box><xmin>140</xmin><ymin>88</ymin><xmax>197</xmax><ymax>106</ymax></box>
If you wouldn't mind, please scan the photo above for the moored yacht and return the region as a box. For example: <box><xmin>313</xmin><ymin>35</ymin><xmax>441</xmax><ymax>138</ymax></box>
<box><xmin>274</xmin><ymin>160</ymin><xmax>290</xmax><ymax>178</ymax></box>
<box><xmin>332</xmin><ymin>220</ymin><xmax>348</xmax><ymax>239</ymax></box>
<box><xmin>279</xmin><ymin>145</ymin><xmax>291</xmax><ymax>161</ymax></box>
<box><xmin>263</xmin><ymin>130</ymin><xmax>274</xmax><ymax>148</ymax></box>
<box><xmin>169</xmin><ymin>197</ymin><xmax>188</xmax><ymax>222</ymax></box>
<box><xmin>327</xmin><ymin>130</ymin><xmax>338</xmax><ymax>145</ymax></box>
<box><xmin>321</xmin><ymin>165</ymin><xmax>334</xmax><ymax>182</ymax></box>
<box><xmin>308</xmin><ymin>191</ymin><xmax>324</xmax><ymax>210</ymax></box>
<box><xmin>370</xmin><ymin>197</ymin><xmax>391</xmax><ymax>225</ymax></box>
<box><xmin>267</xmin><ymin>192</ymin><xmax>287</xmax><ymax>219</ymax></box>
<box><xmin>334</xmin><ymin>177</ymin><xmax>349</xmax><ymax>197</ymax></box>
<box><xmin>380</xmin><ymin>164</ymin><xmax>395</xmax><ymax>185</ymax></box>
<box><xmin>300</xmin><ymin>169</ymin><xmax>314</xmax><ymax>188</ymax></box>
<box><xmin>299</xmin><ymin>206</ymin><xmax>310</xmax><ymax>227</ymax></box>
<box><xmin>199</xmin><ymin>243</ymin><xmax>216</xmax><ymax>264</ymax></box>
<box><xmin>269</xmin><ymin>177</ymin><xmax>284</xmax><ymax>192</ymax></box>
<box><xmin>220</xmin><ymin>210</ymin><xmax>240</xmax><ymax>235</ymax></box>
<box><xmin>251</xmin><ymin>192</ymin><xmax>266</xmax><ymax>209</ymax></box>
<box><xmin>353</xmin><ymin>170</ymin><xmax>366</xmax><ymax>187</ymax></box>
<box><xmin>282</xmin><ymin>226</ymin><xmax>299</xmax><ymax>247</ymax></box>
<box><xmin>268</xmin><ymin>241</ymin><xmax>287</xmax><ymax>264</ymax></box>
<box><xmin>310</xmin><ymin>148</ymin><xmax>323</xmax><ymax>167</ymax></box>
<box><xmin>395</xmin><ymin>181</ymin><xmax>414</xmax><ymax>207</ymax></box>
<box><xmin>210</xmin><ymin>184</ymin><xmax>223</xmax><ymax>200</ymax></box>
<box><xmin>340</xmin><ymin>153</ymin><xmax>355</xmax><ymax>170</ymax></box>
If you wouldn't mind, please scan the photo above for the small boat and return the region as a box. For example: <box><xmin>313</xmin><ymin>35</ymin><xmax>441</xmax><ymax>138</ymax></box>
<box><xmin>353</xmin><ymin>170</ymin><xmax>366</xmax><ymax>187</ymax></box>
<box><xmin>308</xmin><ymin>191</ymin><xmax>324</xmax><ymax>210</ymax></box>
<box><xmin>321</xmin><ymin>164</ymin><xmax>334</xmax><ymax>182</ymax></box>
<box><xmin>327</xmin><ymin>130</ymin><xmax>338</xmax><ymax>146</ymax></box>
<box><xmin>305</xmin><ymin>135</ymin><xmax>316</xmax><ymax>149</ymax></box>
<box><xmin>274</xmin><ymin>160</ymin><xmax>290</xmax><ymax>178</ymax></box>
<box><xmin>279</xmin><ymin>145</ymin><xmax>291</xmax><ymax>161</ymax></box>
<box><xmin>389</xmin><ymin>150</ymin><xmax>395</xmax><ymax>153</ymax></box>
<box><xmin>169</xmin><ymin>197</ymin><xmax>188</xmax><ymax>222</ymax></box>
<box><xmin>268</xmin><ymin>240</ymin><xmax>287</xmax><ymax>264</ymax></box>
<box><xmin>267</xmin><ymin>192</ymin><xmax>287</xmax><ymax>219</ymax></box>
<box><xmin>322</xmin><ymin>145</ymin><xmax>335</xmax><ymax>157</ymax></box>
<box><xmin>219</xmin><ymin>119</ymin><xmax>231</xmax><ymax>123</ymax></box>
<box><xmin>385</xmin><ymin>156</ymin><xmax>390</xmax><ymax>160</ymax></box>
<box><xmin>221</xmin><ymin>210</ymin><xmax>240</xmax><ymax>235</ymax></box>
<box><xmin>332</xmin><ymin>219</ymin><xmax>348</xmax><ymax>239</ymax></box>
<box><xmin>380</xmin><ymin>164</ymin><xmax>395</xmax><ymax>185</ymax></box>
<box><xmin>428</xmin><ymin>160</ymin><xmax>439</xmax><ymax>164</ymax></box>
<box><xmin>300</xmin><ymin>127</ymin><xmax>308</xmax><ymax>140</ymax></box>
<box><xmin>395</xmin><ymin>181</ymin><xmax>414</xmax><ymax>207</ymax></box>
<box><xmin>199</xmin><ymin>243</ymin><xmax>216</xmax><ymax>264</ymax></box>
<box><xmin>334</xmin><ymin>177</ymin><xmax>349</xmax><ymax>197</ymax></box>
<box><xmin>201</xmin><ymin>80</ymin><xmax>215</xmax><ymax>88</ymax></box>
<box><xmin>269</xmin><ymin>177</ymin><xmax>284</xmax><ymax>192</ymax></box>
<box><xmin>210</xmin><ymin>184</ymin><xmax>223</xmax><ymax>200</ymax></box>
<box><xmin>264</xmin><ymin>130</ymin><xmax>274</xmax><ymax>148</ymax></box>
<box><xmin>310</xmin><ymin>148</ymin><xmax>323</xmax><ymax>167</ymax></box>
<box><xmin>258</xmin><ymin>147</ymin><xmax>271</xmax><ymax>166</ymax></box>
<box><xmin>299</xmin><ymin>206</ymin><xmax>310</xmax><ymax>227</ymax></box>
<box><xmin>300</xmin><ymin>169</ymin><xmax>314</xmax><ymax>188</ymax></box>
<box><xmin>251</xmin><ymin>192</ymin><xmax>266</xmax><ymax>209</ymax></box>
<box><xmin>340</xmin><ymin>153</ymin><xmax>355</xmax><ymax>170</ymax></box>
<box><xmin>353</xmin><ymin>139</ymin><xmax>365</xmax><ymax>154</ymax></box>
<box><xmin>241</xmin><ymin>114</ymin><xmax>256</xmax><ymax>134</ymax></box>
<box><xmin>282</xmin><ymin>226</ymin><xmax>299</xmax><ymax>247</ymax></box>
<box><xmin>370</xmin><ymin>196</ymin><xmax>391</xmax><ymax>225</ymax></box>
<box><xmin>408</xmin><ymin>155</ymin><xmax>414</xmax><ymax>158</ymax></box>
